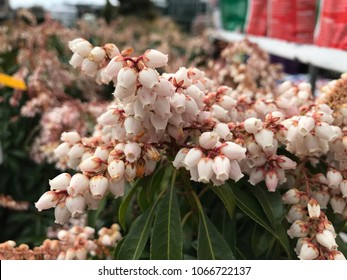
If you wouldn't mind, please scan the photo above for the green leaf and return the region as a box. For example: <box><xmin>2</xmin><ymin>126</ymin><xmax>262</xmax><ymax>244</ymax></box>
<box><xmin>113</xmin><ymin>238</ymin><xmax>125</xmax><ymax>259</ymax></box>
<box><xmin>210</xmin><ymin>184</ymin><xmax>236</xmax><ymax>218</ymax></box>
<box><xmin>118</xmin><ymin>182</ymin><xmax>140</xmax><ymax>231</ymax></box>
<box><xmin>151</xmin><ymin>177</ymin><xmax>183</xmax><ymax>260</ymax></box>
<box><xmin>117</xmin><ymin>201</ymin><xmax>158</xmax><ymax>260</ymax></box>
<box><xmin>229</xmin><ymin>182</ymin><xmax>291</xmax><ymax>258</ymax></box>
<box><xmin>251</xmin><ymin>224</ymin><xmax>274</xmax><ymax>257</ymax></box>
<box><xmin>249</xmin><ymin>184</ymin><xmax>285</xmax><ymax>228</ymax></box>
<box><xmin>229</xmin><ymin>182</ymin><xmax>272</xmax><ymax>233</ymax></box>
<box><xmin>197</xmin><ymin>210</ymin><xmax>235</xmax><ymax>260</ymax></box>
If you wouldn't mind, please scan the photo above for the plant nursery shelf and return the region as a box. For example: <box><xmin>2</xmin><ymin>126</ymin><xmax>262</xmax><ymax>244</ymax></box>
<box><xmin>212</xmin><ymin>29</ymin><xmax>347</xmax><ymax>73</ymax></box>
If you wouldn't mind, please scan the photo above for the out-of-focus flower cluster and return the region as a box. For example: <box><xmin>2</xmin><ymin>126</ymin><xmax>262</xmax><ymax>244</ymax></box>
<box><xmin>0</xmin><ymin>194</ymin><xmax>29</xmax><ymax>211</ymax></box>
<box><xmin>0</xmin><ymin>223</ymin><xmax>121</xmax><ymax>260</ymax></box>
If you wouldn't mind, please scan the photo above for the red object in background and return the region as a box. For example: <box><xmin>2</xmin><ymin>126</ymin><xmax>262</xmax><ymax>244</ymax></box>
<box><xmin>246</xmin><ymin>0</ymin><xmax>268</xmax><ymax>36</ymax></box>
<box><xmin>315</xmin><ymin>0</ymin><xmax>347</xmax><ymax>50</ymax></box>
<box><xmin>268</xmin><ymin>0</ymin><xmax>317</xmax><ymax>43</ymax></box>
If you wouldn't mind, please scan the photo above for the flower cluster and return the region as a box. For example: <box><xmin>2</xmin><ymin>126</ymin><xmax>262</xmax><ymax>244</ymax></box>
<box><xmin>32</xmin><ymin>37</ymin><xmax>347</xmax><ymax>260</ymax></box>
<box><xmin>0</xmin><ymin>194</ymin><xmax>29</xmax><ymax>211</ymax></box>
<box><xmin>283</xmin><ymin>192</ymin><xmax>345</xmax><ymax>260</ymax></box>
<box><xmin>0</xmin><ymin>224</ymin><xmax>121</xmax><ymax>260</ymax></box>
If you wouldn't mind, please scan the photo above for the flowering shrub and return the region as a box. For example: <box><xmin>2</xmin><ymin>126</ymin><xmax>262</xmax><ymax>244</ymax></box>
<box><xmin>32</xmin><ymin>37</ymin><xmax>347</xmax><ymax>260</ymax></box>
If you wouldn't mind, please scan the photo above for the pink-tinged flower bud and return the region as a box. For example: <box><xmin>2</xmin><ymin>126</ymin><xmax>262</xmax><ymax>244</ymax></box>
<box><xmin>65</xmin><ymin>194</ymin><xmax>86</xmax><ymax>217</ymax></box>
<box><xmin>186</xmin><ymin>84</ymin><xmax>204</xmax><ymax>108</ymax></box>
<box><xmin>282</xmin><ymin>188</ymin><xmax>302</xmax><ymax>204</ymax></box>
<box><xmin>286</xmin><ymin>205</ymin><xmax>307</xmax><ymax>223</ymax></box>
<box><xmin>124</xmin><ymin>142</ymin><xmax>141</xmax><ymax>163</ymax></box>
<box><xmin>103</xmin><ymin>43</ymin><xmax>120</xmax><ymax>58</ymax></box>
<box><xmin>75</xmin><ymin>247</ymin><xmax>88</xmax><ymax>260</ymax></box>
<box><xmin>93</xmin><ymin>147</ymin><xmax>110</xmax><ymax>162</ymax></box>
<box><xmin>197</xmin><ymin>157</ymin><xmax>214</xmax><ymax>183</ymax></box>
<box><xmin>312</xmin><ymin>189</ymin><xmax>330</xmax><ymax>209</ymax></box>
<box><xmin>287</xmin><ymin>220</ymin><xmax>309</xmax><ymax>239</ymax></box>
<box><xmin>244</xmin><ymin>117</ymin><xmax>263</xmax><ymax>134</ymax></box>
<box><xmin>138</xmin><ymin>86</ymin><xmax>157</xmax><ymax>109</ymax></box>
<box><xmin>214</xmin><ymin>123</ymin><xmax>233</xmax><ymax>141</ymax></box>
<box><xmin>150</xmin><ymin>112</ymin><xmax>169</xmax><ymax>133</ymax></box>
<box><xmin>81</xmin><ymin>58</ymin><xmax>98</xmax><ymax>77</ymax></box>
<box><xmin>67</xmin><ymin>173</ymin><xmax>90</xmax><ymax>196</ymax></box>
<box><xmin>185</xmin><ymin>96</ymin><xmax>199</xmax><ymax>116</ymax></box>
<box><xmin>124</xmin><ymin>116</ymin><xmax>142</xmax><ymax>138</ymax></box>
<box><xmin>98</xmin><ymin>107</ymin><xmax>121</xmax><ymax>126</ymax></box>
<box><xmin>219</xmin><ymin>95</ymin><xmax>236</xmax><ymax>110</ymax></box>
<box><xmin>134</xmin><ymin>99</ymin><xmax>145</xmax><ymax>120</ymax></box>
<box><xmin>89</xmin><ymin>46</ymin><xmax>106</xmax><ymax>62</ymax></box>
<box><xmin>79</xmin><ymin>156</ymin><xmax>104</xmax><ymax>173</ymax></box>
<box><xmin>199</xmin><ymin>132</ymin><xmax>220</xmax><ymax>150</ymax></box>
<box><xmin>307</xmin><ymin>198</ymin><xmax>320</xmax><ymax>218</ymax></box>
<box><xmin>316</xmin><ymin>229</ymin><xmax>337</xmax><ymax>251</ymax></box>
<box><xmin>340</xmin><ymin>180</ymin><xmax>347</xmax><ymax>198</ymax></box>
<box><xmin>139</xmin><ymin>68</ymin><xmax>159</xmax><ymax>89</ymax></box>
<box><xmin>265</xmin><ymin>170</ymin><xmax>279</xmax><ymax>192</ymax></box>
<box><xmin>81</xmin><ymin>151</ymin><xmax>93</xmax><ymax>163</ymax></box>
<box><xmin>171</xmin><ymin>92</ymin><xmax>186</xmax><ymax>114</ymax></box>
<box><xmin>213</xmin><ymin>156</ymin><xmax>231</xmax><ymax>182</ymax></box>
<box><xmin>173</xmin><ymin>67</ymin><xmax>191</xmax><ymax>88</ymax></box>
<box><xmin>315</xmin><ymin>122</ymin><xmax>335</xmax><ymax>141</ymax></box>
<box><xmin>49</xmin><ymin>173</ymin><xmax>71</xmax><ymax>191</ymax></box>
<box><xmin>67</xmin><ymin>143</ymin><xmax>85</xmax><ymax>159</ymax></box>
<box><xmin>330</xmin><ymin>196</ymin><xmax>346</xmax><ymax>214</ymax></box>
<box><xmin>154</xmin><ymin>96</ymin><xmax>171</xmax><ymax>118</ymax></box>
<box><xmin>113</xmin><ymin>83</ymin><xmax>136</xmax><ymax>100</ymax></box>
<box><xmin>298</xmin><ymin>241</ymin><xmax>319</xmax><ymax>260</ymax></box>
<box><xmin>102</xmin><ymin>56</ymin><xmax>124</xmax><ymax>83</ymax></box>
<box><xmin>107</xmin><ymin>159</ymin><xmax>125</xmax><ymax>181</ymax></box>
<box><xmin>143</xmin><ymin>49</ymin><xmax>168</xmax><ymax>68</ymax></box>
<box><xmin>154</xmin><ymin>77</ymin><xmax>175</xmax><ymax>97</ymax></box>
<box><xmin>277</xmin><ymin>156</ymin><xmax>297</xmax><ymax>170</ymax></box>
<box><xmin>327</xmin><ymin>169</ymin><xmax>343</xmax><ymax>189</ymax></box>
<box><xmin>117</xmin><ymin>67</ymin><xmax>137</xmax><ymax>88</ymax></box>
<box><xmin>173</xmin><ymin>148</ymin><xmax>188</xmax><ymax>169</ymax></box>
<box><xmin>220</xmin><ymin>142</ymin><xmax>247</xmax><ymax>161</ymax></box>
<box><xmin>109</xmin><ymin>177</ymin><xmax>125</xmax><ymax>198</ymax></box>
<box><xmin>184</xmin><ymin>148</ymin><xmax>204</xmax><ymax>170</ymax></box>
<box><xmin>125</xmin><ymin>163</ymin><xmax>137</xmax><ymax>182</ymax></box>
<box><xmin>332</xmin><ymin>251</ymin><xmax>346</xmax><ymax>260</ymax></box>
<box><xmin>298</xmin><ymin>116</ymin><xmax>315</xmax><ymax>136</ymax></box>
<box><xmin>35</xmin><ymin>191</ymin><xmax>59</xmax><ymax>211</ymax></box>
<box><xmin>211</xmin><ymin>104</ymin><xmax>229</xmax><ymax>122</ymax></box>
<box><xmin>69</xmin><ymin>53</ymin><xmax>84</xmax><ymax>69</ymax></box>
<box><xmin>248</xmin><ymin>168</ymin><xmax>264</xmax><ymax>185</ymax></box>
<box><xmin>55</xmin><ymin>142</ymin><xmax>71</xmax><ymax>157</ymax></box>
<box><xmin>54</xmin><ymin>202</ymin><xmax>71</xmax><ymax>225</ymax></box>
<box><xmin>90</xmin><ymin>175</ymin><xmax>108</xmax><ymax>200</ymax></box>
<box><xmin>286</xmin><ymin>125</ymin><xmax>300</xmax><ymax>142</ymax></box>
<box><xmin>74</xmin><ymin>40</ymin><xmax>93</xmax><ymax>57</ymax></box>
<box><xmin>229</xmin><ymin>160</ymin><xmax>244</xmax><ymax>182</ymax></box>
<box><xmin>254</xmin><ymin>129</ymin><xmax>274</xmax><ymax>150</ymax></box>
<box><xmin>61</xmin><ymin>131</ymin><xmax>81</xmax><ymax>145</ymax></box>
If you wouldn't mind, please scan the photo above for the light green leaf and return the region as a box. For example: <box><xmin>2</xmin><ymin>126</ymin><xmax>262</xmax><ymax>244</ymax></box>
<box><xmin>151</xmin><ymin>177</ymin><xmax>182</xmax><ymax>260</ymax></box>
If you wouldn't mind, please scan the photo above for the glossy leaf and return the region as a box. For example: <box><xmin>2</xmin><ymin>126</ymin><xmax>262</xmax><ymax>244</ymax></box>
<box><xmin>117</xmin><ymin>201</ymin><xmax>158</xmax><ymax>260</ymax></box>
<box><xmin>210</xmin><ymin>184</ymin><xmax>236</xmax><ymax>218</ymax></box>
<box><xmin>251</xmin><ymin>224</ymin><xmax>274</xmax><ymax>257</ymax></box>
<box><xmin>118</xmin><ymin>182</ymin><xmax>140</xmax><ymax>230</ymax></box>
<box><xmin>151</xmin><ymin>181</ymin><xmax>182</xmax><ymax>259</ymax></box>
<box><xmin>197</xmin><ymin>210</ymin><xmax>235</xmax><ymax>260</ymax></box>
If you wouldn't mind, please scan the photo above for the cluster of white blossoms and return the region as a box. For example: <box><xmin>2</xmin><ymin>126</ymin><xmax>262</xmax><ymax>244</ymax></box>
<box><xmin>0</xmin><ymin>224</ymin><xmax>122</xmax><ymax>260</ymax></box>
<box><xmin>283</xmin><ymin>190</ymin><xmax>345</xmax><ymax>260</ymax></box>
<box><xmin>34</xmin><ymin>38</ymin><xmax>347</xmax><ymax>259</ymax></box>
